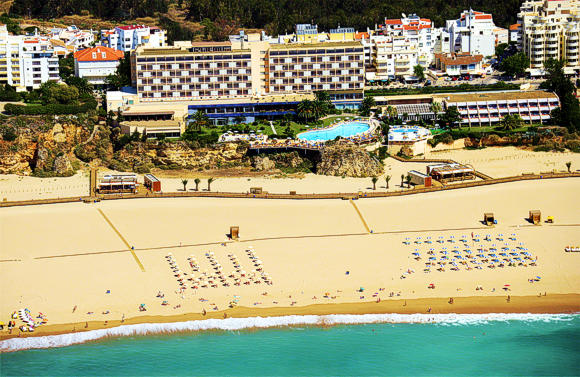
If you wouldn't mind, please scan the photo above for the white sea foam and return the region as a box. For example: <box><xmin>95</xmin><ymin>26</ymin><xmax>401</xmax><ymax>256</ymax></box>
<box><xmin>1</xmin><ymin>312</ymin><xmax>576</xmax><ymax>352</ymax></box>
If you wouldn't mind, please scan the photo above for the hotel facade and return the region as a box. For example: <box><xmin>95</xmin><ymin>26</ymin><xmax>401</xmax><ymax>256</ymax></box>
<box><xmin>131</xmin><ymin>37</ymin><xmax>365</xmax><ymax>125</ymax></box>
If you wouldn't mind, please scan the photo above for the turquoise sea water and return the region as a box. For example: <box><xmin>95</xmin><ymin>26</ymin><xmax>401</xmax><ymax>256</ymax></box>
<box><xmin>2</xmin><ymin>315</ymin><xmax>579</xmax><ymax>376</ymax></box>
<box><xmin>298</xmin><ymin>122</ymin><xmax>370</xmax><ymax>141</ymax></box>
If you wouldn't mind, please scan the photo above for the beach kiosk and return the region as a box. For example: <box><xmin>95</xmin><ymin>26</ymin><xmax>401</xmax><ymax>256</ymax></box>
<box><xmin>230</xmin><ymin>226</ymin><xmax>239</xmax><ymax>240</ymax></box>
<box><xmin>144</xmin><ymin>174</ymin><xmax>161</xmax><ymax>192</ymax></box>
<box><xmin>529</xmin><ymin>210</ymin><xmax>541</xmax><ymax>225</ymax></box>
<box><xmin>484</xmin><ymin>213</ymin><xmax>495</xmax><ymax>226</ymax></box>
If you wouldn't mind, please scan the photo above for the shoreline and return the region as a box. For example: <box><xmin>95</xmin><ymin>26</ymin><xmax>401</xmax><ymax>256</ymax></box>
<box><xmin>2</xmin><ymin>294</ymin><xmax>579</xmax><ymax>345</ymax></box>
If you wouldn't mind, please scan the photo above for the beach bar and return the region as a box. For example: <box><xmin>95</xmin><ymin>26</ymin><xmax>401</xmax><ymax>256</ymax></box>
<box><xmin>97</xmin><ymin>174</ymin><xmax>138</xmax><ymax>194</ymax></box>
<box><xmin>144</xmin><ymin>174</ymin><xmax>161</xmax><ymax>192</ymax></box>
<box><xmin>427</xmin><ymin>163</ymin><xmax>475</xmax><ymax>183</ymax></box>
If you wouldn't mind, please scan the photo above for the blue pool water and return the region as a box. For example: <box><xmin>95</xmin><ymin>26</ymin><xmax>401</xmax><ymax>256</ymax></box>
<box><xmin>298</xmin><ymin>122</ymin><xmax>370</xmax><ymax>142</ymax></box>
<box><xmin>391</xmin><ymin>127</ymin><xmax>420</xmax><ymax>133</ymax></box>
<box><xmin>2</xmin><ymin>314</ymin><xmax>578</xmax><ymax>376</ymax></box>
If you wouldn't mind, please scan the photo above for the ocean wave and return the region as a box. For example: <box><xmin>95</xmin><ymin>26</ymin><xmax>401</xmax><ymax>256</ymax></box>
<box><xmin>1</xmin><ymin>312</ymin><xmax>576</xmax><ymax>352</ymax></box>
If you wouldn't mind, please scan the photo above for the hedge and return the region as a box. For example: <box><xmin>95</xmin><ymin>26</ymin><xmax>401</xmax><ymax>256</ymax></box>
<box><xmin>4</xmin><ymin>100</ymin><xmax>97</xmax><ymax>115</ymax></box>
<box><xmin>365</xmin><ymin>82</ymin><xmax>520</xmax><ymax>97</ymax></box>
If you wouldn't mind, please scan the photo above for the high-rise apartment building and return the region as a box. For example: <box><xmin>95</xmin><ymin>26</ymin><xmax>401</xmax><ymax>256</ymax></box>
<box><xmin>0</xmin><ymin>25</ymin><xmax>60</xmax><ymax>90</ymax></box>
<box><xmin>518</xmin><ymin>0</ymin><xmax>580</xmax><ymax>73</ymax></box>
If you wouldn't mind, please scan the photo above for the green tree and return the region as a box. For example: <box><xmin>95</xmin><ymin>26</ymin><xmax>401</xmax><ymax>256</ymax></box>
<box><xmin>413</xmin><ymin>64</ymin><xmax>425</xmax><ymax>81</ymax></box>
<box><xmin>495</xmin><ymin>43</ymin><xmax>508</xmax><ymax>58</ymax></box>
<box><xmin>566</xmin><ymin>161</ymin><xmax>572</xmax><ymax>173</ymax></box>
<box><xmin>500</xmin><ymin>114</ymin><xmax>523</xmax><ymax>131</ymax></box>
<box><xmin>182</xmin><ymin>179</ymin><xmax>189</xmax><ymax>191</ymax></box>
<box><xmin>405</xmin><ymin>175</ymin><xmax>412</xmax><ymax>188</ymax></box>
<box><xmin>541</xmin><ymin>59</ymin><xmax>580</xmax><ymax>132</ymax></box>
<box><xmin>58</xmin><ymin>55</ymin><xmax>75</xmax><ymax>80</ymax></box>
<box><xmin>499</xmin><ymin>52</ymin><xmax>530</xmax><ymax>78</ymax></box>
<box><xmin>207</xmin><ymin>177</ymin><xmax>215</xmax><ymax>191</ymax></box>
<box><xmin>371</xmin><ymin>176</ymin><xmax>378</xmax><ymax>190</ymax></box>
<box><xmin>385</xmin><ymin>105</ymin><xmax>398</xmax><ymax>120</ymax></box>
<box><xmin>438</xmin><ymin>106</ymin><xmax>461</xmax><ymax>128</ymax></box>
<box><xmin>385</xmin><ymin>175</ymin><xmax>391</xmax><ymax>189</ymax></box>
<box><xmin>297</xmin><ymin>99</ymin><xmax>315</xmax><ymax>122</ymax></box>
<box><xmin>194</xmin><ymin>178</ymin><xmax>201</xmax><ymax>191</ymax></box>
<box><xmin>430</xmin><ymin>101</ymin><xmax>442</xmax><ymax>115</ymax></box>
<box><xmin>400</xmin><ymin>174</ymin><xmax>404</xmax><ymax>188</ymax></box>
<box><xmin>359</xmin><ymin>96</ymin><xmax>376</xmax><ymax>117</ymax></box>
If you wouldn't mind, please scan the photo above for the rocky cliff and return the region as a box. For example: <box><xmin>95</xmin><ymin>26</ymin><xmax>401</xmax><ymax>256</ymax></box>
<box><xmin>0</xmin><ymin>117</ymin><xmax>90</xmax><ymax>175</ymax></box>
<box><xmin>317</xmin><ymin>143</ymin><xmax>383</xmax><ymax>178</ymax></box>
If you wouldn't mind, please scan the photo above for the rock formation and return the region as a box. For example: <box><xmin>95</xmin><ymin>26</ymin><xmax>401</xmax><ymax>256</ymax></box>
<box><xmin>317</xmin><ymin>143</ymin><xmax>383</xmax><ymax>178</ymax></box>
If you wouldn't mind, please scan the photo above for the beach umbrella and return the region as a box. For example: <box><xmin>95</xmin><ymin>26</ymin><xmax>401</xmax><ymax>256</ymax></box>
<box><xmin>536</xmin><ymin>276</ymin><xmax>541</xmax><ymax>280</ymax></box>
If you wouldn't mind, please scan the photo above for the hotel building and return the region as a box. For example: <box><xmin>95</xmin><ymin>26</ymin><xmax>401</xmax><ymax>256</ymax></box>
<box><xmin>0</xmin><ymin>25</ymin><xmax>60</xmax><ymax>90</ymax></box>
<box><xmin>446</xmin><ymin>91</ymin><xmax>560</xmax><ymax>126</ymax></box>
<box><xmin>373</xmin><ymin>90</ymin><xmax>559</xmax><ymax>125</ymax></box>
<box><xmin>131</xmin><ymin>36</ymin><xmax>365</xmax><ymax>125</ymax></box>
<box><xmin>518</xmin><ymin>0</ymin><xmax>580</xmax><ymax>74</ymax></box>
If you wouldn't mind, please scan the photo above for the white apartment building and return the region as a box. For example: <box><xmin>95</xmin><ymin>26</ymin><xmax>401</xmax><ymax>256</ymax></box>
<box><xmin>74</xmin><ymin>46</ymin><xmax>124</xmax><ymax>85</ymax></box>
<box><xmin>101</xmin><ymin>25</ymin><xmax>166</xmax><ymax>52</ymax></box>
<box><xmin>372</xmin><ymin>35</ymin><xmax>419</xmax><ymax>79</ymax></box>
<box><xmin>509</xmin><ymin>24</ymin><xmax>523</xmax><ymax>49</ymax></box>
<box><xmin>439</xmin><ymin>9</ymin><xmax>499</xmax><ymax>57</ymax></box>
<box><xmin>50</xmin><ymin>25</ymin><xmax>94</xmax><ymax>51</ymax></box>
<box><xmin>518</xmin><ymin>0</ymin><xmax>580</xmax><ymax>73</ymax></box>
<box><xmin>378</xmin><ymin>14</ymin><xmax>436</xmax><ymax>66</ymax></box>
<box><xmin>0</xmin><ymin>25</ymin><xmax>60</xmax><ymax>90</ymax></box>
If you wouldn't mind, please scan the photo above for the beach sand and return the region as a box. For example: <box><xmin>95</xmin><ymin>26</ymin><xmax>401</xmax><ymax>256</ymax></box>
<box><xmin>1</xmin><ymin>178</ymin><xmax>579</xmax><ymax>340</ymax></box>
<box><xmin>1</xmin><ymin>148</ymin><xmax>578</xmax><ymax>202</ymax></box>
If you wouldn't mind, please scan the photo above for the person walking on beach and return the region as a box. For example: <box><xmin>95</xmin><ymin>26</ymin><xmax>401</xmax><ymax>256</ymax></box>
<box><xmin>72</xmin><ymin>305</ymin><xmax>77</xmax><ymax>313</ymax></box>
<box><xmin>507</xmin><ymin>295</ymin><xmax>511</xmax><ymax>303</ymax></box>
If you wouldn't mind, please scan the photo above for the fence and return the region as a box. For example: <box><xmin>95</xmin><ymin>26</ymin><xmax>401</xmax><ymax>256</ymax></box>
<box><xmin>1</xmin><ymin>172</ymin><xmax>579</xmax><ymax>208</ymax></box>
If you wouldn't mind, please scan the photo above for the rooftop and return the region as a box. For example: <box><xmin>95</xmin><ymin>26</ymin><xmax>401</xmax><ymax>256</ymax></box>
<box><xmin>440</xmin><ymin>90</ymin><xmax>559</xmax><ymax>103</ymax></box>
<box><xmin>74</xmin><ymin>46</ymin><xmax>124</xmax><ymax>61</ymax></box>
<box><xmin>435</xmin><ymin>53</ymin><xmax>483</xmax><ymax>66</ymax></box>
<box><xmin>269</xmin><ymin>41</ymin><xmax>362</xmax><ymax>49</ymax></box>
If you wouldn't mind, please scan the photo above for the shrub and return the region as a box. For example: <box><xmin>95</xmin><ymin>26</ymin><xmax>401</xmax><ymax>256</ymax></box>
<box><xmin>4</xmin><ymin>100</ymin><xmax>97</xmax><ymax>115</ymax></box>
<box><xmin>0</xmin><ymin>126</ymin><xmax>17</xmax><ymax>141</ymax></box>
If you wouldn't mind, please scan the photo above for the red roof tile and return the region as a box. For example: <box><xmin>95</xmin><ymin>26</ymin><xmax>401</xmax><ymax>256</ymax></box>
<box><xmin>74</xmin><ymin>46</ymin><xmax>124</xmax><ymax>62</ymax></box>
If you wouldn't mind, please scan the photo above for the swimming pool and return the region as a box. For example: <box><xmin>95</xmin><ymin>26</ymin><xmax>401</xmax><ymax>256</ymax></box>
<box><xmin>297</xmin><ymin>122</ymin><xmax>371</xmax><ymax>142</ymax></box>
<box><xmin>388</xmin><ymin>126</ymin><xmax>431</xmax><ymax>142</ymax></box>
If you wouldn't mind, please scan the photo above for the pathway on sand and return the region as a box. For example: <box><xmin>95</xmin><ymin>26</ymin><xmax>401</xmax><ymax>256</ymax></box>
<box><xmin>349</xmin><ymin>199</ymin><xmax>371</xmax><ymax>233</ymax></box>
<box><xmin>97</xmin><ymin>208</ymin><xmax>145</xmax><ymax>272</ymax></box>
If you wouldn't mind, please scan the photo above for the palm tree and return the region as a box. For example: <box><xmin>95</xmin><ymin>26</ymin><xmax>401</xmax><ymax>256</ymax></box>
<box><xmin>430</xmin><ymin>102</ymin><xmax>442</xmax><ymax>116</ymax></box>
<box><xmin>385</xmin><ymin>105</ymin><xmax>398</xmax><ymax>120</ymax></box>
<box><xmin>566</xmin><ymin>161</ymin><xmax>572</xmax><ymax>173</ymax></box>
<box><xmin>297</xmin><ymin>99</ymin><xmax>314</xmax><ymax>122</ymax></box>
<box><xmin>181</xmin><ymin>179</ymin><xmax>188</xmax><ymax>191</ymax></box>
<box><xmin>405</xmin><ymin>175</ymin><xmax>412</xmax><ymax>188</ymax></box>
<box><xmin>194</xmin><ymin>178</ymin><xmax>201</xmax><ymax>191</ymax></box>
<box><xmin>385</xmin><ymin>175</ymin><xmax>391</xmax><ymax>189</ymax></box>
<box><xmin>371</xmin><ymin>176</ymin><xmax>378</xmax><ymax>190</ymax></box>
<box><xmin>188</xmin><ymin>111</ymin><xmax>210</xmax><ymax>131</ymax></box>
<box><xmin>207</xmin><ymin>177</ymin><xmax>215</xmax><ymax>191</ymax></box>
<box><xmin>401</xmin><ymin>174</ymin><xmax>404</xmax><ymax>188</ymax></box>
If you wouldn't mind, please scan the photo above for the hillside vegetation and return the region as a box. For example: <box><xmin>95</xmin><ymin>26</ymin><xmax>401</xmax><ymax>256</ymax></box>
<box><xmin>8</xmin><ymin>0</ymin><xmax>522</xmax><ymax>39</ymax></box>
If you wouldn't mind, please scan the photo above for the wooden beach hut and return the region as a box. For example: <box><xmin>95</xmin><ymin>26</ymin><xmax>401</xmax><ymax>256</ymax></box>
<box><xmin>529</xmin><ymin>210</ymin><xmax>541</xmax><ymax>225</ymax></box>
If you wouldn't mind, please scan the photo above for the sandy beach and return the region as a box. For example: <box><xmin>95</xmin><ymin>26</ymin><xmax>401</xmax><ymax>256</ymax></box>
<box><xmin>1</xmin><ymin>147</ymin><xmax>578</xmax><ymax>202</ymax></box>
<box><xmin>1</xmin><ymin>178</ymin><xmax>579</xmax><ymax>340</ymax></box>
